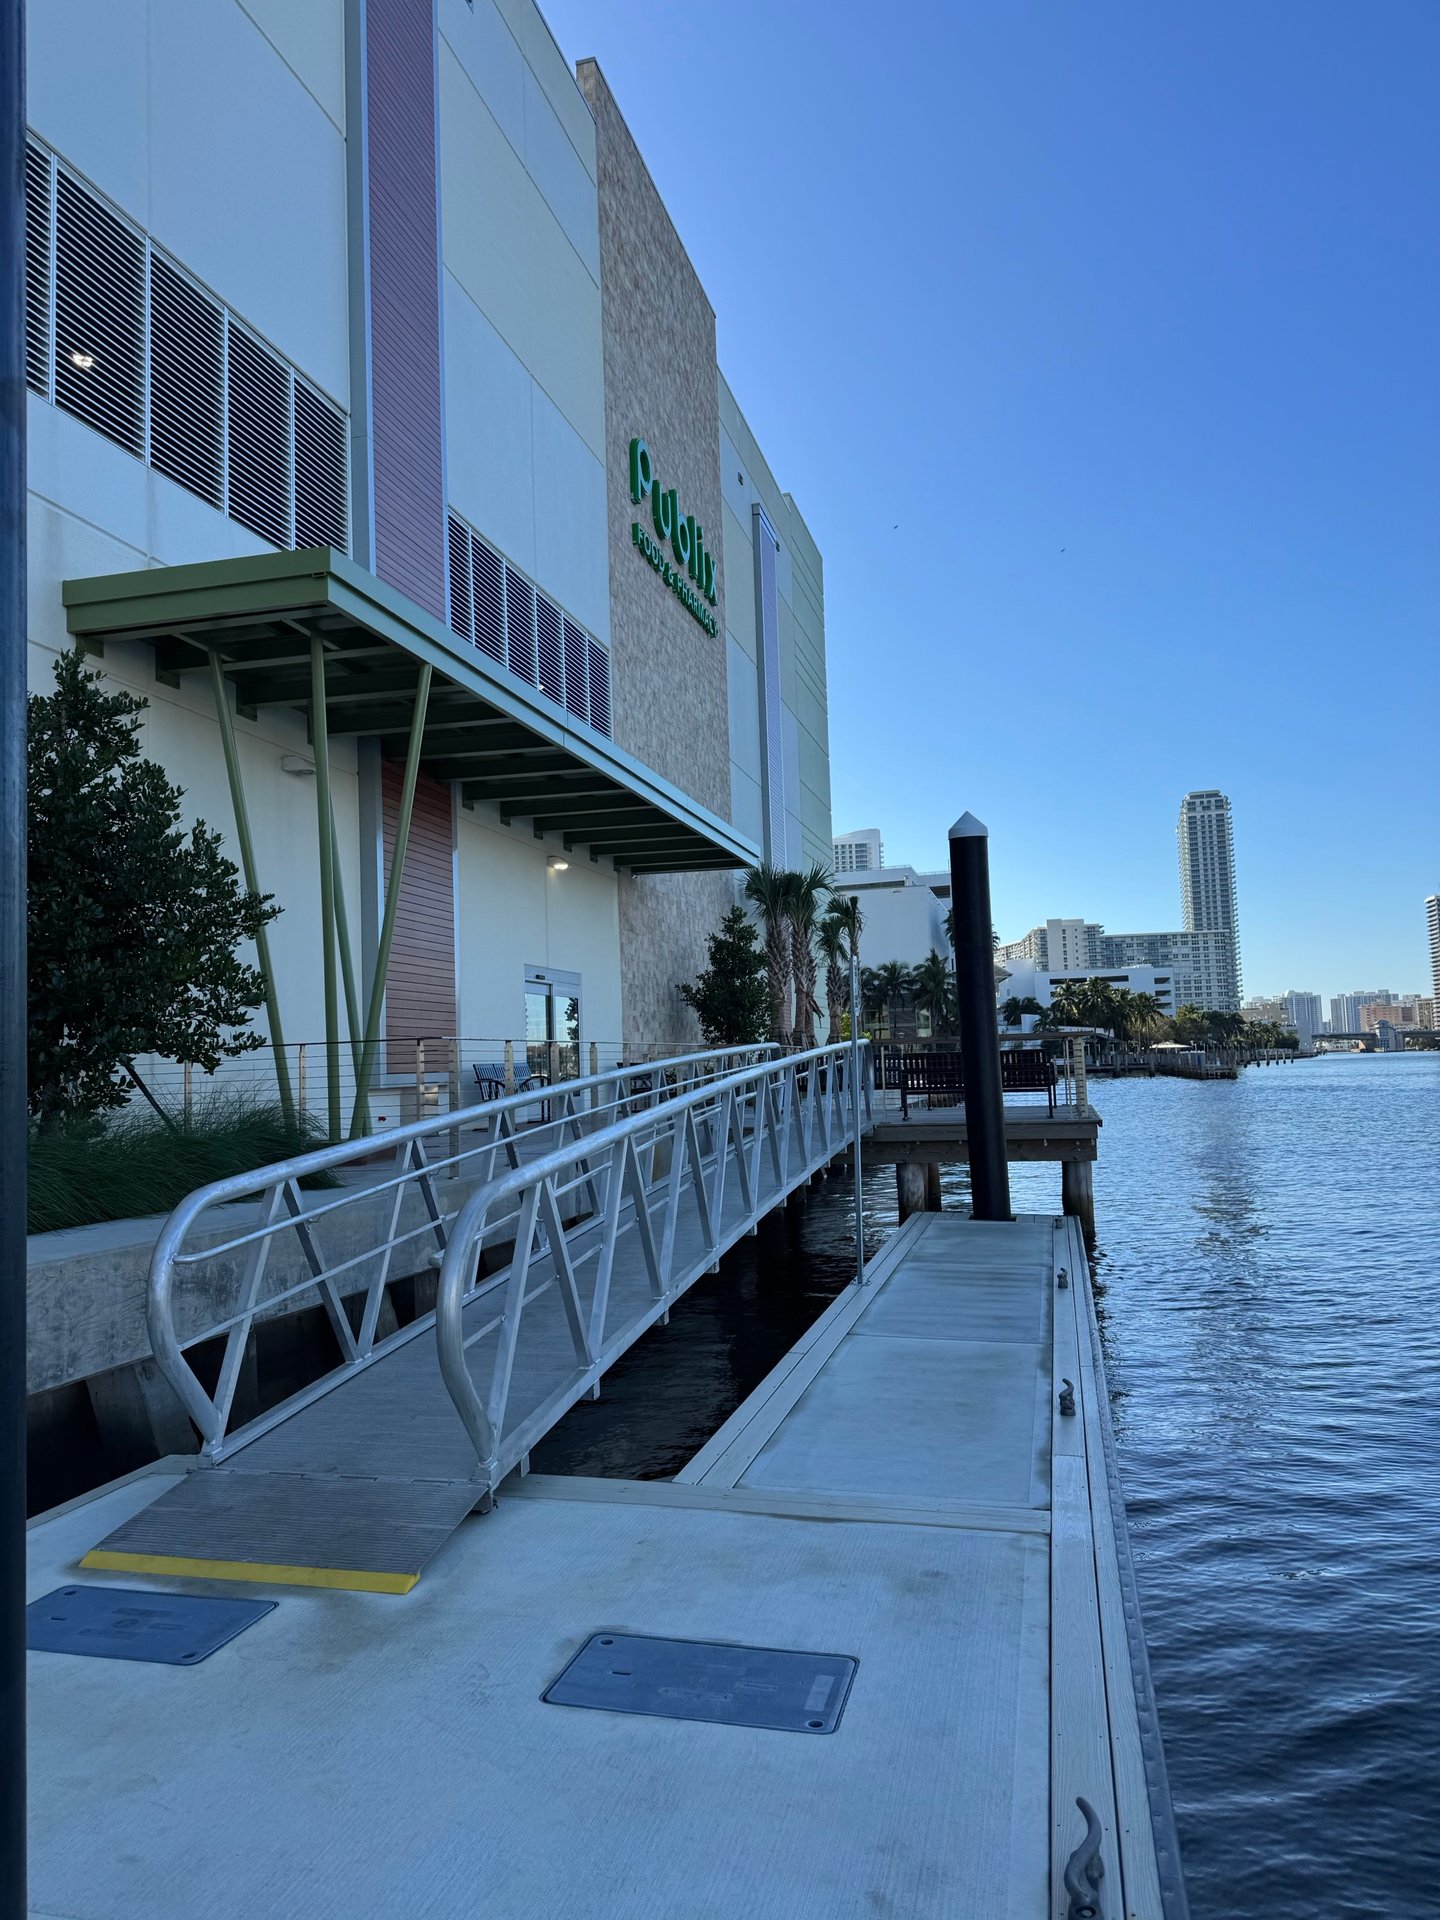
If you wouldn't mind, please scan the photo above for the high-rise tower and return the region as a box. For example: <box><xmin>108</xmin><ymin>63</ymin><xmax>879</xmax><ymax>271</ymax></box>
<box><xmin>1427</xmin><ymin>895</ymin><xmax>1440</xmax><ymax>1010</ymax></box>
<box><xmin>1177</xmin><ymin>791</ymin><xmax>1241</xmax><ymax>1010</ymax></box>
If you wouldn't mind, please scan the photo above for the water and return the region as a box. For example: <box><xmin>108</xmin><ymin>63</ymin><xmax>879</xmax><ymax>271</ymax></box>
<box><xmin>535</xmin><ymin>1052</ymin><xmax>1440</xmax><ymax>1918</ymax></box>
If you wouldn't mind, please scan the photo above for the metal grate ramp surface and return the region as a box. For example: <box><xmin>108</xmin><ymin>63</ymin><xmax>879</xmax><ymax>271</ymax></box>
<box><xmin>83</xmin><ymin>1468</ymin><xmax>482</xmax><ymax>1594</ymax></box>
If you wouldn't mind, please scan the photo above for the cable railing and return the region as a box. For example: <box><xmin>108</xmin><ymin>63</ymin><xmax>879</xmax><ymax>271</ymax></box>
<box><xmin>434</xmin><ymin>1041</ymin><xmax>873</xmax><ymax>1493</ymax></box>
<box><xmin>143</xmin><ymin>1044</ymin><xmax>781</xmax><ymax>1462</ymax></box>
<box><xmin>118</xmin><ymin>1034</ymin><xmax>766</xmax><ymax>1133</ymax></box>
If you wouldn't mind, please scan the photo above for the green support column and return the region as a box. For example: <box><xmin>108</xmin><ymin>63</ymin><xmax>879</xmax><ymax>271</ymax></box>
<box><xmin>311</xmin><ymin>637</ymin><xmax>341</xmax><ymax>1143</ymax></box>
<box><xmin>349</xmin><ymin>665</ymin><xmax>433</xmax><ymax>1138</ymax></box>
<box><xmin>328</xmin><ymin>811</ymin><xmax>363</xmax><ymax>1081</ymax></box>
<box><xmin>207</xmin><ymin>651</ymin><xmax>296</xmax><ymax>1128</ymax></box>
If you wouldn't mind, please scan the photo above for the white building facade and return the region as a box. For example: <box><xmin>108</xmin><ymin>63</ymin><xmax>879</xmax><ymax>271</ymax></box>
<box><xmin>834</xmin><ymin>867</ymin><xmax>948</xmax><ymax>969</ymax></box>
<box><xmin>24</xmin><ymin>1</ymin><xmax>830</xmax><ymax>1121</ymax></box>
<box><xmin>997</xmin><ymin>960</ymin><xmax>1182</xmax><ymax>1022</ymax></box>
<box><xmin>1282</xmin><ymin>991</ymin><xmax>1324</xmax><ymax>1052</ymax></box>
<box><xmin>1428</xmin><ymin>896</ymin><xmax>1440</xmax><ymax>1010</ymax></box>
<box><xmin>832</xmin><ymin>828</ymin><xmax>883</xmax><ymax>874</ymax></box>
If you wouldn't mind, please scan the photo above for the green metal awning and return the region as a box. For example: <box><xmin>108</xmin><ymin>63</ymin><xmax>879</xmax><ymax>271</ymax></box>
<box><xmin>62</xmin><ymin>547</ymin><xmax>755</xmax><ymax>875</ymax></box>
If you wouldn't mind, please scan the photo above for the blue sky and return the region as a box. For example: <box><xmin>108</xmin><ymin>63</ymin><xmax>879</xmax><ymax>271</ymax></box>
<box><xmin>541</xmin><ymin>1</ymin><xmax>1439</xmax><ymax>1001</ymax></box>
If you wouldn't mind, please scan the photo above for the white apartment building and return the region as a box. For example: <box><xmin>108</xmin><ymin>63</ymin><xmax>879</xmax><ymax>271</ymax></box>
<box><xmin>833</xmin><ymin>866</ymin><xmax>948</xmax><ymax>968</ymax></box>
<box><xmin>997</xmin><ymin>959</ymin><xmax>1181</xmax><ymax>1022</ymax></box>
<box><xmin>999</xmin><ymin>919</ymin><xmax>1232</xmax><ymax>1012</ymax></box>
<box><xmin>1282</xmin><ymin>991</ymin><xmax>1324</xmax><ymax>1052</ymax></box>
<box><xmin>998</xmin><ymin>921</ymin><xmax>1101</xmax><ymax>968</ymax></box>
<box><xmin>832</xmin><ymin>828</ymin><xmax>883</xmax><ymax>874</ymax></box>
<box><xmin>1428</xmin><ymin>896</ymin><xmax>1440</xmax><ymax>1009</ymax></box>
<box><xmin>1178</xmin><ymin>790</ymin><xmax>1242</xmax><ymax>1009</ymax></box>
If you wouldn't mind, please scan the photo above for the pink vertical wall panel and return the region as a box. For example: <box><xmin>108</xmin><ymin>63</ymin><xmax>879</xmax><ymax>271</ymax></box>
<box><xmin>365</xmin><ymin>0</ymin><xmax>447</xmax><ymax>620</ymax></box>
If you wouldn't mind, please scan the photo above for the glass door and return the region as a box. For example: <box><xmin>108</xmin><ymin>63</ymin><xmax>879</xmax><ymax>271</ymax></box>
<box><xmin>523</xmin><ymin>968</ymin><xmax>582</xmax><ymax>1083</ymax></box>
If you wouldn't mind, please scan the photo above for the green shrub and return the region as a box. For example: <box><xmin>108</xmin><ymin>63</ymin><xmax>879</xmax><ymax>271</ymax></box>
<box><xmin>27</xmin><ymin>1091</ymin><xmax>333</xmax><ymax>1236</ymax></box>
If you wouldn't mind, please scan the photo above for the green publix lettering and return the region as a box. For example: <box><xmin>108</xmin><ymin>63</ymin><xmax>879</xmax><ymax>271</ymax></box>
<box><xmin>628</xmin><ymin>437</ymin><xmax>718</xmax><ymax>611</ymax></box>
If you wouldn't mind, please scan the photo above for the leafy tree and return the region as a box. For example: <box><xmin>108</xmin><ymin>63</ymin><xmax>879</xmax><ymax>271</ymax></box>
<box><xmin>28</xmin><ymin>651</ymin><xmax>278</xmax><ymax>1121</ymax></box>
<box><xmin>1171</xmin><ymin>1004</ymin><xmax>1209</xmax><ymax>1047</ymax></box>
<box><xmin>678</xmin><ymin>907</ymin><xmax>771</xmax><ymax>1046</ymax></box>
<box><xmin>743</xmin><ymin>862</ymin><xmax>795</xmax><ymax>1042</ymax></box>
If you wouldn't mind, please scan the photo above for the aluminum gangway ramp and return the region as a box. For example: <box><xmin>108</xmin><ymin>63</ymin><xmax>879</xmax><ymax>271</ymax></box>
<box><xmin>84</xmin><ymin>1045</ymin><xmax>869</xmax><ymax>1594</ymax></box>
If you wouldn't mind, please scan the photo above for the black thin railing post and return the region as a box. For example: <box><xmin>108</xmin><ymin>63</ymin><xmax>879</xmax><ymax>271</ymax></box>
<box><xmin>948</xmin><ymin>813</ymin><xmax>1012</xmax><ymax>1222</ymax></box>
<box><xmin>1</xmin><ymin>0</ymin><xmax>29</xmax><ymax>1907</ymax></box>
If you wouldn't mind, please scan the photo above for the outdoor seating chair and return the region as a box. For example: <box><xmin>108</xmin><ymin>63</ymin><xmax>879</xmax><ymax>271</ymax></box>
<box><xmin>472</xmin><ymin>1062</ymin><xmax>536</xmax><ymax>1103</ymax></box>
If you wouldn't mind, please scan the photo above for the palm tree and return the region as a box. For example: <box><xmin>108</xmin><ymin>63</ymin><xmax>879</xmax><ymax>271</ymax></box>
<box><xmin>1125</xmin><ymin>991</ymin><xmax>1164</xmax><ymax>1048</ymax></box>
<box><xmin>1000</xmin><ymin>994</ymin><xmax>1045</xmax><ymax>1029</ymax></box>
<box><xmin>743</xmin><ymin>863</ymin><xmax>795</xmax><ymax>1043</ymax></box>
<box><xmin>816</xmin><ymin>915</ymin><xmax>849</xmax><ymax>1043</ymax></box>
<box><xmin>912</xmin><ymin>950</ymin><xmax>956</xmax><ymax>1037</ymax></box>
<box><xmin>1046</xmin><ymin>980</ymin><xmax>1091</xmax><ymax>1029</ymax></box>
<box><xmin>858</xmin><ymin>965</ymin><xmax>884</xmax><ymax>1030</ymax></box>
<box><xmin>873</xmin><ymin>960</ymin><xmax>913</xmax><ymax>1039</ymax></box>
<box><xmin>786</xmin><ymin>862</ymin><xmax>831</xmax><ymax>1047</ymax></box>
<box><xmin>828</xmin><ymin>892</ymin><xmax>863</xmax><ymax>969</ymax></box>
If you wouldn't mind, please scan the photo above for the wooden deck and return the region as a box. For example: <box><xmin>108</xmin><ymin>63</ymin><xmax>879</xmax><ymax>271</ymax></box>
<box><xmin>863</xmin><ymin>1100</ymin><xmax>1099</xmax><ymax>1166</ymax></box>
<box><xmin>24</xmin><ymin>1206</ymin><xmax>1185</xmax><ymax>1919</ymax></box>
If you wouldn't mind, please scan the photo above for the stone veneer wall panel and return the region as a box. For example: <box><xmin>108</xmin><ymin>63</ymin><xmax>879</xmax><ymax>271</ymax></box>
<box><xmin>577</xmin><ymin>60</ymin><xmax>736</xmax><ymax>1052</ymax></box>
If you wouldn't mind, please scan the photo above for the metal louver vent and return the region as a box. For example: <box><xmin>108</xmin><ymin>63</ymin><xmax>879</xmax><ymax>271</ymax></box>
<box><xmin>504</xmin><ymin>563</ymin><xmax>537</xmax><ymax>688</ymax></box>
<box><xmin>444</xmin><ymin>508</ymin><xmax>612</xmax><ymax>737</ymax></box>
<box><xmin>227</xmin><ymin>327</ymin><xmax>292</xmax><ymax>547</ymax></box>
<box><xmin>293</xmin><ymin>381</ymin><xmax>348</xmax><ymax>549</ymax></box>
<box><xmin>563</xmin><ymin>616</ymin><xmax>589</xmax><ymax>724</ymax></box>
<box><xmin>24</xmin><ymin>143</ymin><xmax>53</xmax><ymax>397</ymax></box>
<box><xmin>472</xmin><ymin>536</ymin><xmax>505</xmax><ymax>664</ymax></box>
<box><xmin>447</xmin><ymin>513</ymin><xmax>473</xmax><ymax>642</ymax></box>
<box><xmin>148</xmin><ymin>256</ymin><xmax>223</xmax><ymax>508</ymax></box>
<box><xmin>587</xmin><ymin>640</ymin><xmax>611</xmax><ymax>736</ymax></box>
<box><xmin>536</xmin><ymin>594</ymin><xmax>564</xmax><ymax>705</ymax></box>
<box><xmin>54</xmin><ymin>170</ymin><xmax>144</xmax><ymax>456</ymax></box>
<box><xmin>25</xmin><ymin>136</ymin><xmax>349</xmax><ymax>556</ymax></box>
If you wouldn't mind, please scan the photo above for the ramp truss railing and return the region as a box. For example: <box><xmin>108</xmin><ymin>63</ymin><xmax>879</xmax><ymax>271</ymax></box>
<box><xmin>145</xmin><ymin>1045</ymin><xmax>780</xmax><ymax>1462</ymax></box>
<box><xmin>436</xmin><ymin>1041</ymin><xmax>873</xmax><ymax>1493</ymax></box>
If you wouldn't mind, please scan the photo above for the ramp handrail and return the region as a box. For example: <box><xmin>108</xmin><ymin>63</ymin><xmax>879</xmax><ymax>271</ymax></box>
<box><xmin>144</xmin><ymin>1044</ymin><xmax>780</xmax><ymax>1460</ymax></box>
<box><xmin>435</xmin><ymin>1040</ymin><xmax>873</xmax><ymax>1492</ymax></box>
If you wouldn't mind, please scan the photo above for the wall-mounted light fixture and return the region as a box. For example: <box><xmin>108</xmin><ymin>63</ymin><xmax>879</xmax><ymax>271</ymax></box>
<box><xmin>547</xmin><ymin>856</ymin><xmax>569</xmax><ymax>873</ymax></box>
<box><xmin>280</xmin><ymin>754</ymin><xmax>317</xmax><ymax>777</ymax></box>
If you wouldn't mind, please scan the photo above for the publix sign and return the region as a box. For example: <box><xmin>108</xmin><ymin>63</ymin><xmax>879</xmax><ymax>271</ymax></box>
<box><xmin>628</xmin><ymin>437</ymin><xmax>718</xmax><ymax>637</ymax></box>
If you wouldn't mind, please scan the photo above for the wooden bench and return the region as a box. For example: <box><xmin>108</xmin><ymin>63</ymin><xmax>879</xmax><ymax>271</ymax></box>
<box><xmin>885</xmin><ymin>1049</ymin><xmax>1056</xmax><ymax>1118</ymax></box>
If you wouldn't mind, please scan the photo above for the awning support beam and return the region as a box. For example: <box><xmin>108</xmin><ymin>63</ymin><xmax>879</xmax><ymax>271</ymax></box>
<box><xmin>311</xmin><ymin>637</ymin><xmax>342</xmax><ymax>1142</ymax></box>
<box><xmin>350</xmin><ymin>664</ymin><xmax>433</xmax><ymax>1138</ymax></box>
<box><xmin>206</xmin><ymin>651</ymin><xmax>296</xmax><ymax>1129</ymax></box>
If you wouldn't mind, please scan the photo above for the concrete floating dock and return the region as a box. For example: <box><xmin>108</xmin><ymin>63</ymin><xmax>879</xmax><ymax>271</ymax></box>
<box><xmin>25</xmin><ymin>1209</ymin><xmax>1184</xmax><ymax>1919</ymax></box>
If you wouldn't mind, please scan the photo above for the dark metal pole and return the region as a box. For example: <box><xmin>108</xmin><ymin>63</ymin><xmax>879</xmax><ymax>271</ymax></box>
<box><xmin>1</xmin><ymin>0</ymin><xmax>29</xmax><ymax>1906</ymax></box>
<box><xmin>948</xmin><ymin>813</ymin><xmax>1012</xmax><ymax>1221</ymax></box>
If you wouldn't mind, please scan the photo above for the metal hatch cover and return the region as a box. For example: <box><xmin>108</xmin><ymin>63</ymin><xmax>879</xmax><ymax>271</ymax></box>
<box><xmin>26</xmin><ymin>1585</ymin><xmax>275</xmax><ymax>1665</ymax></box>
<box><xmin>543</xmin><ymin>1632</ymin><xmax>858</xmax><ymax>1734</ymax></box>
